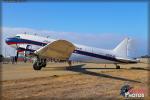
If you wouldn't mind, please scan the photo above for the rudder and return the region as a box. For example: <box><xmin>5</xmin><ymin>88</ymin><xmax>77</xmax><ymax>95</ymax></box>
<box><xmin>113</xmin><ymin>38</ymin><xmax>131</xmax><ymax>58</ymax></box>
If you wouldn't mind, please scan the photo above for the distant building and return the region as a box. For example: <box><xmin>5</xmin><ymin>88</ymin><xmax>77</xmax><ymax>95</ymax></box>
<box><xmin>139</xmin><ymin>55</ymin><xmax>150</xmax><ymax>64</ymax></box>
<box><xmin>141</xmin><ymin>55</ymin><xmax>150</xmax><ymax>58</ymax></box>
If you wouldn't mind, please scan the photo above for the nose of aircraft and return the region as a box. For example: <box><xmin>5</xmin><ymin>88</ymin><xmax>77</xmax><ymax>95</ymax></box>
<box><xmin>5</xmin><ymin>38</ymin><xmax>13</xmax><ymax>45</ymax></box>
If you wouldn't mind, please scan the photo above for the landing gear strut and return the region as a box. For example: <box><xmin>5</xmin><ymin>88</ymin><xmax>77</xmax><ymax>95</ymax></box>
<box><xmin>68</xmin><ymin>60</ymin><xmax>72</xmax><ymax>67</ymax></box>
<box><xmin>115</xmin><ymin>64</ymin><xmax>120</xmax><ymax>69</ymax></box>
<box><xmin>33</xmin><ymin>57</ymin><xmax>47</xmax><ymax>70</ymax></box>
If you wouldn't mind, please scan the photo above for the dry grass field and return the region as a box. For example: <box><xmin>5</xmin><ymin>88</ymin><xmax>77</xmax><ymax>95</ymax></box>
<box><xmin>1</xmin><ymin>60</ymin><xmax>149</xmax><ymax>100</ymax></box>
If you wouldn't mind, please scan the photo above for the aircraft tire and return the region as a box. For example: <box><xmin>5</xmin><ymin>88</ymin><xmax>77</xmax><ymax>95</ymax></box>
<box><xmin>33</xmin><ymin>62</ymin><xmax>42</xmax><ymax>70</ymax></box>
<box><xmin>116</xmin><ymin>65</ymin><xmax>120</xmax><ymax>69</ymax></box>
<box><xmin>42</xmin><ymin>63</ymin><xmax>47</xmax><ymax>67</ymax></box>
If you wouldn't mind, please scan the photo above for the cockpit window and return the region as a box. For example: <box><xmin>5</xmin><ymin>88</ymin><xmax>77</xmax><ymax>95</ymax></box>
<box><xmin>15</xmin><ymin>36</ymin><xmax>20</xmax><ymax>38</ymax></box>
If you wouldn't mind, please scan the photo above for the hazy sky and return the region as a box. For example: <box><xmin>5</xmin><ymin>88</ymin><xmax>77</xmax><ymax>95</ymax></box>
<box><xmin>1</xmin><ymin>2</ymin><xmax>148</xmax><ymax>57</ymax></box>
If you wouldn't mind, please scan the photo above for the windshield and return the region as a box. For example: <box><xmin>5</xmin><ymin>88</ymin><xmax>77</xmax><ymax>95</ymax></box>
<box><xmin>14</xmin><ymin>36</ymin><xmax>21</xmax><ymax>38</ymax></box>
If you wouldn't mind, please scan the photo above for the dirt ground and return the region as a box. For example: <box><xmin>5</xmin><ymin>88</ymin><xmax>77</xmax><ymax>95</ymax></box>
<box><xmin>1</xmin><ymin>62</ymin><xmax>150</xmax><ymax>100</ymax></box>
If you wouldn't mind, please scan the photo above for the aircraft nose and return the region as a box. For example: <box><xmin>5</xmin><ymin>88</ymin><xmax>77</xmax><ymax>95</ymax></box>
<box><xmin>5</xmin><ymin>38</ymin><xmax>13</xmax><ymax>45</ymax></box>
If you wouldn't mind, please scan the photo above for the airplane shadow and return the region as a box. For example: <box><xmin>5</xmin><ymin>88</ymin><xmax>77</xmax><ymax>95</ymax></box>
<box><xmin>65</xmin><ymin>64</ymin><xmax>141</xmax><ymax>83</ymax></box>
<box><xmin>130</xmin><ymin>67</ymin><xmax>150</xmax><ymax>71</ymax></box>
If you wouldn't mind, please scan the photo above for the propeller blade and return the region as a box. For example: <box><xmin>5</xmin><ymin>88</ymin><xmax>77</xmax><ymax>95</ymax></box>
<box><xmin>24</xmin><ymin>45</ymin><xmax>29</xmax><ymax>63</ymax></box>
<box><xmin>16</xmin><ymin>51</ymin><xmax>19</xmax><ymax>62</ymax></box>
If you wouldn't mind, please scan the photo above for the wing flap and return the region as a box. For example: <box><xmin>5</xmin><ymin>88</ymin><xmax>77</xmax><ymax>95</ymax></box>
<box><xmin>35</xmin><ymin>40</ymin><xmax>75</xmax><ymax>60</ymax></box>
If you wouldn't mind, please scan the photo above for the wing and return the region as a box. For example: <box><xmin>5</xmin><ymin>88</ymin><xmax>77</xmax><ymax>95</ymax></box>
<box><xmin>34</xmin><ymin>40</ymin><xmax>75</xmax><ymax>60</ymax></box>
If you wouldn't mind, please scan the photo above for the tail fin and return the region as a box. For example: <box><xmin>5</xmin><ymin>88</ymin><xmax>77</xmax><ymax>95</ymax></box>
<box><xmin>113</xmin><ymin>38</ymin><xmax>131</xmax><ymax>58</ymax></box>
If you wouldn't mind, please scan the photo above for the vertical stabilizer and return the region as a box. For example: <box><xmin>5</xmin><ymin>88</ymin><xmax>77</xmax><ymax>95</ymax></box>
<box><xmin>113</xmin><ymin>38</ymin><xmax>130</xmax><ymax>58</ymax></box>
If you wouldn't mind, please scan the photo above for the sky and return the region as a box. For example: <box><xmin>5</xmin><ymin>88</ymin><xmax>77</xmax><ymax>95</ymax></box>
<box><xmin>1</xmin><ymin>2</ymin><xmax>148</xmax><ymax>57</ymax></box>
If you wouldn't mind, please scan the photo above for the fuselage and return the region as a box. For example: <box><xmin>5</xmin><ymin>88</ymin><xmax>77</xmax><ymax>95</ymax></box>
<box><xmin>5</xmin><ymin>34</ymin><xmax>135</xmax><ymax>64</ymax></box>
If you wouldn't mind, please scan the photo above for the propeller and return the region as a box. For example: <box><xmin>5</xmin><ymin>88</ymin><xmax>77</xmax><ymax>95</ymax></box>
<box><xmin>24</xmin><ymin>45</ymin><xmax>31</xmax><ymax>63</ymax></box>
<box><xmin>24</xmin><ymin>51</ymin><xmax>27</xmax><ymax>63</ymax></box>
<box><xmin>15</xmin><ymin>44</ymin><xmax>19</xmax><ymax>63</ymax></box>
<box><xmin>15</xmin><ymin>44</ymin><xmax>31</xmax><ymax>63</ymax></box>
<box><xmin>15</xmin><ymin>50</ymin><xmax>19</xmax><ymax>63</ymax></box>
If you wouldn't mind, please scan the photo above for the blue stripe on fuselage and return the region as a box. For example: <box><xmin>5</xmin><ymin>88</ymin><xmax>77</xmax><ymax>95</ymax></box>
<box><xmin>6</xmin><ymin>37</ymin><xmax>47</xmax><ymax>46</ymax></box>
<box><xmin>9</xmin><ymin>37</ymin><xmax>129</xmax><ymax>63</ymax></box>
<box><xmin>73</xmin><ymin>50</ymin><xmax>125</xmax><ymax>63</ymax></box>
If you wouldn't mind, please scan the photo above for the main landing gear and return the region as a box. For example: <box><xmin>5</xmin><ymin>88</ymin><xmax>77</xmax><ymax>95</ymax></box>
<box><xmin>115</xmin><ymin>64</ymin><xmax>120</xmax><ymax>69</ymax></box>
<box><xmin>68</xmin><ymin>60</ymin><xmax>72</xmax><ymax>67</ymax></box>
<box><xmin>33</xmin><ymin>57</ymin><xmax>47</xmax><ymax>70</ymax></box>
